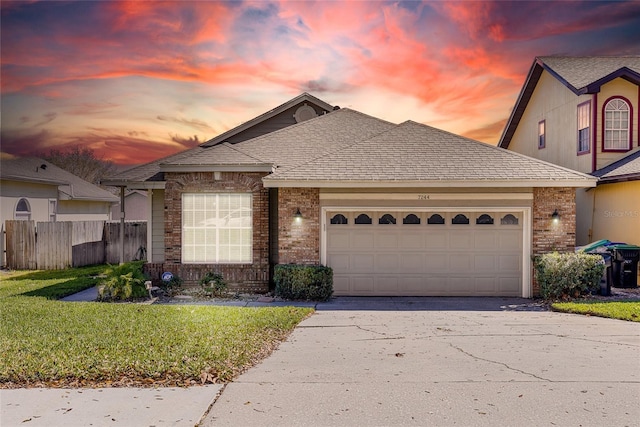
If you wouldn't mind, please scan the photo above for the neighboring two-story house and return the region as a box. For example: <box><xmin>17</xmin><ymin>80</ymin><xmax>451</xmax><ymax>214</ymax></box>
<box><xmin>498</xmin><ymin>56</ymin><xmax>640</xmax><ymax>246</ymax></box>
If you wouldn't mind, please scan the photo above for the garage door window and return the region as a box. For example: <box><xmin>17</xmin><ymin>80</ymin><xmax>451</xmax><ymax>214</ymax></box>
<box><xmin>500</xmin><ymin>214</ymin><xmax>519</xmax><ymax>225</ymax></box>
<box><xmin>330</xmin><ymin>214</ymin><xmax>348</xmax><ymax>224</ymax></box>
<box><xmin>355</xmin><ymin>214</ymin><xmax>372</xmax><ymax>224</ymax></box>
<box><xmin>403</xmin><ymin>214</ymin><xmax>420</xmax><ymax>225</ymax></box>
<box><xmin>379</xmin><ymin>213</ymin><xmax>396</xmax><ymax>224</ymax></box>
<box><xmin>476</xmin><ymin>214</ymin><xmax>494</xmax><ymax>225</ymax></box>
<box><xmin>452</xmin><ymin>214</ymin><xmax>469</xmax><ymax>224</ymax></box>
<box><xmin>427</xmin><ymin>214</ymin><xmax>445</xmax><ymax>225</ymax></box>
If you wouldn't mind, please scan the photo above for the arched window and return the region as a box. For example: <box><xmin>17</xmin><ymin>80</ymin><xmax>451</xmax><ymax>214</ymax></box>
<box><xmin>330</xmin><ymin>214</ymin><xmax>348</xmax><ymax>225</ymax></box>
<box><xmin>378</xmin><ymin>214</ymin><xmax>396</xmax><ymax>225</ymax></box>
<box><xmin>403</xmin><ymin>214</ymin><xmax>420</xmax><ymax>225</ymax></box>
<box><xmin>355</xmin><ymin>213</ymin><xmax>372</xmax><ymax>225</ymax></box>
<box><xmin>476</xmin><ymin>214</ymin><xmax>494</xmax><ymax>225</ymax></box>
<box><xmin>427</xmin><ymin>214</ymin><xmax>445</xmax><ymax>225</ymax></box>
<box><xmin>501</xmin><ymin>214</ymin><xmax>519</xmax><ymax>225</ymax></box>
<box><xmin>452</xmin><ymin>214</ymin><xmax>469</xmax><ymax>225</ymax></box>
<box><xmin>604</xmin><ymin>98</ymin><xmax>631</xmax><ymax>150</ymax></box>
<box><xmin>15</xmin><ymin>198</ymin><xmax>31</xmax><ymax>220</ymax></box>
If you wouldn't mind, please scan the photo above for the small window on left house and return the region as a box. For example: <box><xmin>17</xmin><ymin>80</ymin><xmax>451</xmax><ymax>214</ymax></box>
<box><xmin>15</xmin><ymin>198</ymin><xmax>31</xmax><ymax>220</ymax></box>
<box><xmin>49</xmin><ymin>199</ymin><xmax>57</xmax><ymax>222</ymax></box>
<box><xmin>538</xmin><ymin>120</ymin><xmax>545</xmax><ymax>149</ymax></box>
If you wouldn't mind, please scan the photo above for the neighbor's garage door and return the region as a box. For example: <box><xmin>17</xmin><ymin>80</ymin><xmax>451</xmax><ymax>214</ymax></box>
<box><xmin>326</xmin><ymin>210</ymin><xmax>523</xmax><ymax>296</ymax></box>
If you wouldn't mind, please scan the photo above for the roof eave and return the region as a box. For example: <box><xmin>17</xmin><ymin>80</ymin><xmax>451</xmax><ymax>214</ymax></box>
<box><xmin>597</xmin><ymin>173</ymin><xmax>640</xmax><ymax>185</ymax></box>
<box><xmin>101</xmin><ymin>179</ymin><xmax>166</xmax><ymax>190</ymax></box>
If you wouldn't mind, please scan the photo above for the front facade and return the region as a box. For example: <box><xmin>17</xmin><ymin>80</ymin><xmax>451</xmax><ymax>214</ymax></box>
<box><xmin>499</xmin><ymin>56</ymin><xmax>640</xmax><ymax>246</ymax></box>
<box><xmin>107</xmin><ymin>95</ymin><xmax>596</xmax><ymax>298</ymax></box>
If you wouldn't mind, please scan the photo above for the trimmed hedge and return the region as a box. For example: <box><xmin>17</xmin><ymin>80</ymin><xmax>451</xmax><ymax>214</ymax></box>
<box><xmin>274</xmin><ymin>264</ymin><xmax>333</xmax><ymax>301</ymax></box>
<box><xmin>534</xmin><ymin>252</ymin><xmax>605</xmax><ymax>300</ymax></box>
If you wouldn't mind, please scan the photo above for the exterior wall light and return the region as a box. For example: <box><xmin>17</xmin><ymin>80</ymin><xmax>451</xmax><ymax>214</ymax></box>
<box><xmin>551</xmin><ymin>209</ymin><xmax>560</xmax><ymax>223</ymax></box>
<box><xmin>294</xmin><ymin>208</ymin><xmax>303</xmax><ymax>222</ymax></box>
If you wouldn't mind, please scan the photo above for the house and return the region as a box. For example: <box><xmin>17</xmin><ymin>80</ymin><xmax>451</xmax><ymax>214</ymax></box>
<box><xmin>1</xmin><ymin>156</ymin><xmax>119</xmax><ymax>266</ymax></box>
<box><xmin>498</xmin><ymin>56</ymin><xmax>640</xmax><ymax>247</ymax></box>
<box><xmin>110</xmin><ymin>190</ymin><xmax>149</xmax><ymax>221</ymax></box>
<box><xmin>105</xmin><ymin>94</ymin><xmax>597</xmax><ymax>297</ymax></box>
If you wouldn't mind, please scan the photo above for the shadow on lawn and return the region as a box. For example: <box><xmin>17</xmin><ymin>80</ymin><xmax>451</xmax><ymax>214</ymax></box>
<box><xmin>7</xmin><ymin>265</ymin><xmax>107</xmax><ymax>300</ymax></box>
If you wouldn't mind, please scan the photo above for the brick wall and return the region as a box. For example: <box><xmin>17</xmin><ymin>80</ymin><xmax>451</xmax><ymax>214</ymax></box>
<box><xmin>277</xmin><ymin>188</ymin><xmax>320</xmax><ymax>264</ymax></box>
<box><xmin>161</xmin><ymin>171</ymin><xmax>270</xmax><ymax>292</ymax></box>
<box><xmin>532</xmin><ymin>186</ymin><xmax>577</xmax><ymax>295</ymax></box>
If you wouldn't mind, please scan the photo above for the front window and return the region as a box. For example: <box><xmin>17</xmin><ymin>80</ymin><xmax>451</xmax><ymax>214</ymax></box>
<box><xmin>15</xmin><ymin>198</ymin><xmax>31</xmax><ymax>220</ymax></box>
<box><xmin>182</xmin><ymin>193</ymin><xmax>252</xmax><ymax>263</ymax></box>
<box><xmin>604</xmin><ymin>98</ymin><xmax>630</xmax><ymax>151</ymax></box>
<box><xmin>577</xmin><ymin>101</ymin><xmax>590</xmax><ymax>153</ymax></box>
<box><xmin>538</xmin><ymin>120</ymin><xmax>545</xmax><ymax>149</ymax></box>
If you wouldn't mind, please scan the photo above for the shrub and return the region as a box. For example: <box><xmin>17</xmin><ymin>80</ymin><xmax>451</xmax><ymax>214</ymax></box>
<box><xmin>98</xmin><ymin>261</ymin><xmax>149</xmax><ymax>301</ymax></box>
<box><xmin>274</xmin><ymin>264</ymin><xmax>333</xmax><ymax>301</ymax></box>
<box><xmin>534</xmin><ymin>252</ymin><xmax>605</xmax><ymax>300</ymax></box>
<box><xmin>199</xmin><ymin>272</ymin><xmax>227</xmax><ymax>296</ymax></box>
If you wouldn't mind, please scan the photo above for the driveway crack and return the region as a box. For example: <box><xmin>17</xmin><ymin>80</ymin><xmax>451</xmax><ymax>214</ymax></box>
<box><xmin>449</xmin><ymin>343</ymin><xmax>552</xmax><ymax>382</ymax></box>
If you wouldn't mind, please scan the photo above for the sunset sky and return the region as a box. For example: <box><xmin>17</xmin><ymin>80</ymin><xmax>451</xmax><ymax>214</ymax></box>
<box><xmin>2</xmin><ymin>1</ymin><xmax>640</xmax><ymax>166</ymax></box>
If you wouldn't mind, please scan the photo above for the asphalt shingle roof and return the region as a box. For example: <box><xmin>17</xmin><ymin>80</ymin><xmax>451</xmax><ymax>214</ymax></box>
<box><xmin>592</xmin><ymin>149</ymin><xmax>640</xmax><ymax>183</ymax></box>
<box><xmin>539</xmin><ymin>56</ymin><xmax>640</xmax><ymax>91</ymax></box>
<box><xmin>264</xmin><ymin>121</ymin><xmax>594</xmax><ymax>185</ymax></box>
<box><xmin>1</xmin><ymin>157</ymin><xmax>119</xmax><ymax>202</ymax></box>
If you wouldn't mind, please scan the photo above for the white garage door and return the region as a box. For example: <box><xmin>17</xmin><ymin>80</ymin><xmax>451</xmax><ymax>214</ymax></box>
<box><xmin>326</xmin><ymin>210</ymin><xmax>523</xmax><ymax>296</ymax></box>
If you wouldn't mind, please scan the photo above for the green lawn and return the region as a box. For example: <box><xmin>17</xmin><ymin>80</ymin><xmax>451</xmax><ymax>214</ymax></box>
<box><xmin>552</xmin><ymin>300</ymin><xmax>640</xmax><ymax>322</ymax></box>
<box><xmin>0</xmin><ymin>267</ymin><xmax>313</xmax><ymax>388</ymax></box>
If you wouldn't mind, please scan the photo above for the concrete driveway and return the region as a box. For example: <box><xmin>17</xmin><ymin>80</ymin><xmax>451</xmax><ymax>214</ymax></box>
<box><xmin>202</xmin><ymin>297</ymin><xmax>640</xmax><ymax>426</ymax></box>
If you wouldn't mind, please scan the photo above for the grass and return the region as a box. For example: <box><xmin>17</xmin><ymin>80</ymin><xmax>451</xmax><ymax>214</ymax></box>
<box><xmin>0</xmin><ymin>267</ymin><xmax>313</xmax><ymax>388</ymax></box>
<box><xmin>552</xmin><ymin>300</ymin><xmax>640</xmax><ymax>322</ymax></box>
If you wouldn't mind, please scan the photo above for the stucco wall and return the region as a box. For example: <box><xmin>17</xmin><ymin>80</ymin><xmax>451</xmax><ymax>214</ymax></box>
<box><xmin>590</xmin><ymin>181</ymin><xmax>640</xmax><ymax>246</ymax></box>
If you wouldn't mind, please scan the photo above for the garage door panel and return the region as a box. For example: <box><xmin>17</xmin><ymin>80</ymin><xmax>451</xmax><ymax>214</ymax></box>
<box><xmin>400</xmin><ymin>253</ymin><xmax>424</xmax><ymax>273</ymax></box>
<box><xmin>353</xmin><ymin>233</ymin><xmax>375</xmax><ymax>248</ymax></box>
<box><xmin>326</xmin><ymin>210</ymin><xmax>524</xmax><ymax>297</ymax></box>
<box><xmin>450</xmin><ymin>231</ymin><xmax>472</xmax><ymax>249</ymax></box>
<box><xmin>474</xmin><ymin>254</ymin><xmax>496</xmax><ymax>271</ymax></box>
<box><xmin>400</xmin><ymin>233</ymin><xmax>425</xmax><ymax>249</ymax></box>
<box><xmin>376</xmin><ymin>232</ymin><xmax>399</xmax><ymax>249</ymax></box>
<box><xmin>375</xmin><ymin>253</ymin><xmax>399</xmax><ymax>272</ymax></box>
<box><xmin>498</xmin><ymin>254</ymin><xmax>521</xmax><ymax>272</ymax></box>
<box><xmin>425</xmin><ymin>231</ymin><xmax>447</xmax><ymax>249</ymax></box>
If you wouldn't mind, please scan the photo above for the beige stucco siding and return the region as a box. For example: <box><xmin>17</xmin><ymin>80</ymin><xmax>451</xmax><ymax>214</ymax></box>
<box><xmin>0</xmin><ymin>180</ymin><xmax>58</xmax><ymax>224</ymax></box>
<box><xmin>56</xmin><ymin>200</ymin><xmax>112</xmax><ymax>221</ymax></box>
<box><xmin>590</xmin><ymin>181</ymin><xmax>640</xmax><ymax>246</ymax></box>
<box><xmin>509</xmin><ymin>71</ymin><xmax>593</xmax><ymax>173</ymax></box>
<box><xmin>594</xmin><ymin>78</ymin><xmax>640</xmax><ymax>170</ymax></box>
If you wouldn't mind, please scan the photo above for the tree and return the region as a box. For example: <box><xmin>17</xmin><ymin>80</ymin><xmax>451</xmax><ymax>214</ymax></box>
<box><xmin>40</xmin><ymin>146</ymin><xmax>117</xmax><ymax>186</ymax></box>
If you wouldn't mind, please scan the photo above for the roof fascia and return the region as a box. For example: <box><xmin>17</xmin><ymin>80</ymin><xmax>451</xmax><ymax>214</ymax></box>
<box><xmin>584</xmin><ymin>67</ymin><xmax>640</xmax><ymax>94</ymax></box>
<box><xmin>597</xmin><ymin>173</ymin><xmax>640</xmax><ymax>185</ymax></box>
<box><xmin>200</xmin><ymin>93</ymin><xmax>334</xmax><ymax>148</ymax></box>
<box><xmin>498</xmin><ymin>60</ymin><xmax>544</xmax><ymax>149</ymax></box>
<box><xmin>101</xmin><ymin>180</ymin><xmax>166</xmax><ymax>190</ymax></box>
<box><xmin>262</xmin><ymin>178</ymin><xmax>598</xmax><ymax>189</ymax></box>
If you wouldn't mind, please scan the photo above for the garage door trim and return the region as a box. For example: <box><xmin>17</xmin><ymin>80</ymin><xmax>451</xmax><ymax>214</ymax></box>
<box><xmin>320</xmin><ymin>206</ymin><xmax>532</xmax><ymax>297</ymax></box>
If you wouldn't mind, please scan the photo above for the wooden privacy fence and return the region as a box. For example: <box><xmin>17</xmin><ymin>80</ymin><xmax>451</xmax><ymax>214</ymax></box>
<box><xmin>4</xmin><ymin>220</ymin><xmax>147</xmax><ymax>270</ymax></box>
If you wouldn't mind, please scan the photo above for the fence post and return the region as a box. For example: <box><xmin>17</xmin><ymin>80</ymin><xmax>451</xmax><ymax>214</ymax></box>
<box><xmin>119</xmin><ymin>186</ymin><xmax>125</xmax><ymax>264</ymax></box>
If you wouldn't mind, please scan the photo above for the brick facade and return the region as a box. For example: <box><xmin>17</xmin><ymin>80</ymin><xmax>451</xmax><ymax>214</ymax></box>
<box><xmin>531</xmin><ymin>186</ymin><xmax>577</xmax><ymax>295</ymax></box>
<box><xmin>160</xmin><ymin>171</ymin><xmax>270</xmax><ymax>292</ymax></box>
<box><xmin>277</xmin><ymin>188</ymin><xmax>320</xmax><ymax>264</ymax></box>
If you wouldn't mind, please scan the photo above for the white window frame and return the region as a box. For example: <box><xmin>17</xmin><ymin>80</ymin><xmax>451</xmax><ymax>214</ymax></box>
<box><xmin>577</xmin><ymin>101</ymin><xmax>590</xmax><ymax>154</ymax></box>
<box><xmin>182</xmin><ymin>193</ymin><xmax>252</xmax><ymax>264</ymax></box>
<box><xmin>603</xmin><ymin>98</ymin><xmax>631</xmax><ymax>151</ymax></box>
